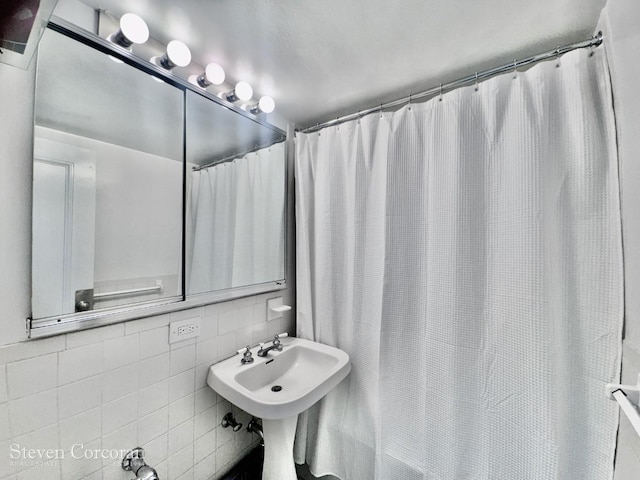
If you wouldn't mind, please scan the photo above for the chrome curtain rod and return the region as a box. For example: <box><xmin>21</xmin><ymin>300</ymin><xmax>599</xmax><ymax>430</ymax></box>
<box><xmin>192</xmin><ymin>138</ymin><xmax>285</xmax><ymax>172</ymax></box>
<box><xmin>299</xmin><ymin>31</ymin><xmax>603</xmax><ymax>134</ymax></box>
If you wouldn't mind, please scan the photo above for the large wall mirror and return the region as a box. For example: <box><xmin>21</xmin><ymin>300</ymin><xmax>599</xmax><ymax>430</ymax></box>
<box><xmin>186</xmin><ymin>90</ymin><xmax>285</xmax><ymax>296</ymax></box>
<box><xmin>30</xmin><ymin>20</ymin><xmax>286</xmax><ymax>337</ymax></box>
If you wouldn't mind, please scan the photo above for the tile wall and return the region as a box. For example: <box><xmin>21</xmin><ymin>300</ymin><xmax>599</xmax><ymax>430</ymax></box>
<box><xmin>0</xmin><ymin>292</ymin><xmax>294</xmax><ymax>480</ymax></box>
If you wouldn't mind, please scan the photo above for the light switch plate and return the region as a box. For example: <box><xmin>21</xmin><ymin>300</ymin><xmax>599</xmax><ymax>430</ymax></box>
<box><xmin>169</xmin><ymin>317</ymin><xmax>201</xmax><ymax>343</ymax></box>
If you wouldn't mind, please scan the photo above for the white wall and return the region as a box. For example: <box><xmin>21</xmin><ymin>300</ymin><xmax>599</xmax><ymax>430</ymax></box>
<box><xmin>35</xmin><ymin>126</ymin><xmax>183</xmax><ymax>294</ymax></box>
<box><xmin>600</xmin><ymin>0</ymin><xmax>640</xmax><ymax>477</ymax></box>
<box><xmin>0</xmin><ymin>3</ymin><xmax>297</xmax><ymax>480</ymax></box>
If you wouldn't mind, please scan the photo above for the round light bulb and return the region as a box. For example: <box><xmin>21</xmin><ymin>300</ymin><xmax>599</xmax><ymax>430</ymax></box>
<box><xmin>235</xmin><ymin>81</ymin><xmax>253</xmax><ymax>101</ymax></box>
<box><xmin>205</xmin><ymin>63</ymin><xmax>225</xmax><ymax>85</ymax></box>
<box><xmin>119</xmin><ymin>13</ymin><xmax>149</xmax><ymax>44</ymax></box>
<box><xmin>166</xmin><ymin>40</ymin><xmax>191</xmax><ymax>67</ymax></box>
<box><xmin>258</xmin><ymin>96</ymin><xmax>275</xmax><ymax>113</ymax></box>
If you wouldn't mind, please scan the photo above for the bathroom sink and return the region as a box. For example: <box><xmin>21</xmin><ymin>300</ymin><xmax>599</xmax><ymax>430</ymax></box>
<box><xmin>207</xmin><ymin>336</ymin><xmax>351</xmax><ymax>419</ymax></box>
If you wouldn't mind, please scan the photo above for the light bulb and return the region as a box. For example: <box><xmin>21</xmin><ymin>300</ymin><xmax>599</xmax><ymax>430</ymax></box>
<box><xmin>157</xmin><ymin>40</ymin><xmax>191</xmax><ymax>70</ymax></box>
<box><xmin>109</xmin><ymin>13</ymin><xmax>149</xmax><ymax>48</ymax></box>
<box><xmin>167</xmin><ymin>40</ymin><xmax>191</xmax><ymax>67</ymax></box>
<box><xmin>120</xmin><ymin>13</ymin><xmax>149</xmax><ymax>44</ymax></box>
<box><xmin>248</xmin><ymin>96</ymin><xmax>276</xmax><ymax>115</ymax></box>
<box><xmin>235</xmin><ymin>81</ymin><xmax>253</xmax><ymax>101</ymax></box>
<box><xmin>258</xmin><ymin>96</ymin><xmax>275</xmax><ymax>113</ymax></box>
<box><xmin>195</xmin><ymin>63</ymin><xmax>225</xmax><ymax>88</ymax></box>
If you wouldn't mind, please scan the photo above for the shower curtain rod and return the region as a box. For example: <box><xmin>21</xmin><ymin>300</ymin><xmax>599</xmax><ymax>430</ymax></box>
<box><xmin>298</xmin><ymin>31</ymin><xmax>603</xmax><ymax>134</ymax></box>
<box><xmin>192</xmin><ymin>138</ymin><xmax>285</xmax><ymax>172</ymax></box>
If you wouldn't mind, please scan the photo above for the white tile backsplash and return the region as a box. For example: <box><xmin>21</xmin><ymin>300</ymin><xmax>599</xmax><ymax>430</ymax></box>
<box><xmin>196</xmin><ymin>337</ymin><xmax>218</xmax><ymax>366</ymax></box>
<box><xmin>102</xmin><ymin>334</ymin><xmax>139</xmax><ymax>372</ymax></box>
<box><xmin>167</xmin><ymin>443</ymin><xmax>194</xmax><ymax>479</ymax></box>
<box><xmin>65</xmin><ymin>323</ymin><xmax>124</xmax><ymax>350</ymax></box>
<box><xmin>169</xmin><ymin>394</ymin><xmax>195</xmax><ymax>429</ymax></box>
<box><xmin>102</xmin><ymin>392</ymin><xmax>138</xmax><ymax>435</ymax></box>
<box><xmin>6</xmin><ymin>353</ymin><xmax>57</xmax><ymax>400</ymax></box>
<box><xmin>0</xmin><ymin>289</ymin><xmax>295</xmax><ymax>479</ymax></box>
<box><xmin>195</xmin><ymin>387</ymin><xmax>217</xmax><ymax>415</ymax></box>
<box><xmin>138</xmin><ymin>326</ymin><xmax>170</xmax><ymax>359</ymax></box>
<box><xmin>58</xmin><ymin>376</ymin><xmax>102</xmax><ymax>420</ymax></box>
<box><xmin>169</xmin><ymin>369</ymin><xmax>196</xmax><ymax>403</ymax></box>
<box><xmin>0</xmin><ymin>440</ymin><xmax>15</xmax><ymax>478</ymax></box>
<box><xmin>59</xmin><ymin>344</ymin><xmax>102</xmax><ymax>386</ymax></box>
<box><xmin>168</xmin><ymin>418</ymin><xmax>194</xmax><ymax>455</ymax></box>
<box><xmin>194</xmin><ymin>405</ymin><xmax>218</xmax><ymax>440</ymax></box>
<box><xmin>138</xmin><ymin>352</ymin><xmax>170</xmax><ymax>388</ymax></box>
<box><xmin>101</xmin><ymin>364</ymin><xmax>139</xmax><ymax>404</ymax></box>
<box><xmin>170</xmin><ymin>345</ymin><xmax>196</xmax><ymax>376</ymax></box>
<box><xmin>138</xmin><ymin>406</ymin><xmax>169</xmax><ymax>445</ymax></box>
<box><xmin>0</xmin><ymin>402</ymin><xmax>10</xmax><ymax>441</ymax></box>
<box><xmin>59</xmin><ymin>407</ymin><xmax>101</xmax><ymax>448</ymax></box>
<box><xmin>8</xmin><ymin>389</ymin><xmax>58</xmax><ymax>436</ymax></box>
<box><xmin>0</xmin><ymin>365</ymin><xmax>7</xmax><ymax>403</ymax></box>
<box><xmin>138</xmin><ymin>378</ymin><xmax>169</xmax><ymax>417</ymax></box>
<box><xmin>142</xmin><ymin>431</ymin><xmax>168</xmax><ymax>466</ymax></box>
<box><xmin>194</xmin><ymin>452</ymin><xmax>216</xmax><ymax>480</ymax></box>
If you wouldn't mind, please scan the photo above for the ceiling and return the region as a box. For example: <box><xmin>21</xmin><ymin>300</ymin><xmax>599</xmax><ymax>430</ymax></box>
<box><xmin>77</xmin><ymin>0</ymin><xmax>607</xmax><ymax>129</ymax></box>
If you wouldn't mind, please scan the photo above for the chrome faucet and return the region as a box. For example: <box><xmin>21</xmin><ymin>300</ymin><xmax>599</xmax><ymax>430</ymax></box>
<box><xmin>257</xmin><ymin>333</ymin><xmax>286</xmax><ymax>357</ymax></box>
<box><xmin>122</xmin><ymin>448</ymin><xmax>159</xmax><ymax>480</ymax></box>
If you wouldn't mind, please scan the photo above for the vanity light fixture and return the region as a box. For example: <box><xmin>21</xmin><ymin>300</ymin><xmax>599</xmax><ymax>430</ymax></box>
<box><xmin>190</xmin><ymin>63</ymin><xmax>226</xmax><ymax>88</ymax></box>
<box><xmin>153</xmin><ymin>40</ymin><xmax>192</xmax><ymax>70</ymax></box>
<box><xmin>247</xmin><ymin>95</ymin><xmax>276</xmax><ymax>114</ymax></box>
<box><xmin>220</xmin><ymin>81</ymin><xmax>253</xmax><ymax>103</ymax></box>
<box><xmin>108</xmin><ymin>13</ymin><xmax>149</xmax><ymax>48</ymax></box>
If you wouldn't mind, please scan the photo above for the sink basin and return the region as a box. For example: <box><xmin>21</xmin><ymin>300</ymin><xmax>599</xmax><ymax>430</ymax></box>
<box><xmin>207</xmin><ymin>336</ymin><xmax>351</xmax><ymax>419</ymax></box>
<box><xmin>207</xmin><ymin>336</ymin><xmax>351</xmax><ymax>480</ymax></box>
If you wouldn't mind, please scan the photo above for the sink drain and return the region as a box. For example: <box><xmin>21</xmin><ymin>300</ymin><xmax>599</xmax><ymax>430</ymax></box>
<box><xmin>271</xmin><ymin>385</ymin><xmax>282</xmax><ymax>392</ymax></box>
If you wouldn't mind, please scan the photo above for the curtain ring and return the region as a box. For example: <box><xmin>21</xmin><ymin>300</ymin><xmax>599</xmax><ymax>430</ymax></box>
<box><xmin>474</xmin><ymin>72</ymin><xmax>479</xmax><ymax>91</ymax></box>
<box><xmin>408</xmin><ymin>93</ymin><xmax>412</xmax><ymax>110</ymax></box>
<box><xmin>555</xmin><ymin>47</ymin><xmax>561</xmax><ymax>68</ymax></box>
<box><xmin>380</xmin><ymin>104</ymin><xmax>383</xmax><ymax>117</ymax></box>
<box><xmin>439</xmin><ymin>84</ymin><xmax>443</xmax><ymax>102</ymax></box>
<box><xmin>513</xmin><ymin>59</ymin><xmax>517</xmax><ymax>79</ymax></box>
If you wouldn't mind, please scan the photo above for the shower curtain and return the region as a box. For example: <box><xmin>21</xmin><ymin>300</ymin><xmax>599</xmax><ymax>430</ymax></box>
<box><xmin>188</xmin><ymin>143</ymin><xmax>285</xmax><ymax>294</ymax></box>
<box><xmin>294</xmin><ymin>47</ymin><xmax>622</xmax><ymax>480</ymax></box>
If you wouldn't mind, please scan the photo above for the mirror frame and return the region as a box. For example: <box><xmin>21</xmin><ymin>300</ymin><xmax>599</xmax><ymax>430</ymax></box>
<box><xmin>28</xmin><ymin>17</ymin><xmax>288</xmax><ymax>339</ymax></box>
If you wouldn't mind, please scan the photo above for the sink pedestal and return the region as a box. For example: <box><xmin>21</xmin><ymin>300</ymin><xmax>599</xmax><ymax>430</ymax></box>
<box><xmin>261</xmin><ymin>415</ymin><xmax>298</xmax><ymax>480</ymax></box>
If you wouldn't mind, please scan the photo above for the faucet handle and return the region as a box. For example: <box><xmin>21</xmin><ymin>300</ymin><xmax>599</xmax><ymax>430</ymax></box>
<box><xmin>240</xmin><ymin>345</ymin><xmax>254</xmax><ymax>364</ymax></box>
<box><xmin>273</xmin><ymin>332</ymin><xmax>288</xmax><ymax>345</ymax></box>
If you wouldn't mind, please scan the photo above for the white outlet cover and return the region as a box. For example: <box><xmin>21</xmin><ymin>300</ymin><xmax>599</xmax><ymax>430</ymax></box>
<box><xmin>169</xmin><ymin>317</ymin><xmax>201</xmax><ymax>344</ymax></box>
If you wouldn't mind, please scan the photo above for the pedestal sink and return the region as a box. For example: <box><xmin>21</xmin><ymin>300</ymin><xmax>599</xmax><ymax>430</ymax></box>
<box><xmin>207</xmin><ymin>336</ymin><xmax>351</xmax><ymax>480</ymax></box>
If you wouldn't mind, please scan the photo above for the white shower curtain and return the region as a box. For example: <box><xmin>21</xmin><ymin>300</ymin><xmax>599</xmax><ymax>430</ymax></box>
<box><xmin>294</xmin><ymin>47</ymin><xmax>622</xmax><ymax>480</ymax></box>
<box><xmin>188</xmin><ymin>143</ymin><xmax>285</xmax><ymax>294</ymax></box>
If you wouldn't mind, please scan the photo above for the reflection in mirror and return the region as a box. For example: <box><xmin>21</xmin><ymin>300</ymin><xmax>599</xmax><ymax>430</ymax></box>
<box><xmin>32</xmin><ymin>28</ymin><xmax>184</xmax><ymax>319</ymax></box>
<box><xmin>186</xmin><ymin>90</ymin><xmax>286</xmax><ymax>295</ymax></box>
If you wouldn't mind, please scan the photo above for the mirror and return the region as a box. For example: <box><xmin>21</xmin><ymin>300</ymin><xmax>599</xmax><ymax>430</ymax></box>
<box><xmin>186</xmin><ymin>90</ymin><xmax>286</xmax><ymax>295</ymax></box>
<box><xmin>33</xmin><ymin>28</ymin><xmax>184</xmax><ymax>319</ymax></box>
<box><xmin>30</xmin><ymin>22</ymin><xmax>287</xmax><ymax>333</ymax></box>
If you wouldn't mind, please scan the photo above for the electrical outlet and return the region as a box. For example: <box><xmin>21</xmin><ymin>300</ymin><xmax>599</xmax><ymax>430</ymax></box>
<box><xmin>169</xmin><ymin>317</ymin><xmax>201</xmax><ymax>343</ymax></box>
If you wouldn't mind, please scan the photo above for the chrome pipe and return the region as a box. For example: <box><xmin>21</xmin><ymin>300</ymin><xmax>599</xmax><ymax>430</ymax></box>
<box><xmin>299</xmin><ymin>32</ymin><xmax>603</xmax><ymax>134</ymax></box>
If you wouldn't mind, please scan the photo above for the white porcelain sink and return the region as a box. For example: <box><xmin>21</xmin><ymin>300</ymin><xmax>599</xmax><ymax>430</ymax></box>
<box><xmin>207</xmin><ymin>336</ymin><xmax>351</xmax><ymax>419</ymax></box>
<box><xmin>207</xmin><ymin>336</ymin><xmax>351</xmax><ymax>480</ymax></box>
